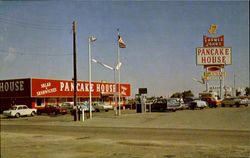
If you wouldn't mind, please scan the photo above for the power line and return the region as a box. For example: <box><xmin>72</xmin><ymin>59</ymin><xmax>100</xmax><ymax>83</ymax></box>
<box><xmin>0</xmin><ymin>13</ymin><xmax>71</xmax><ymax>31</ymax></box>
<box><xmin>0</xmin><ymin>49</ymin><xmax>72</xmax><ymax>56</ymax></box>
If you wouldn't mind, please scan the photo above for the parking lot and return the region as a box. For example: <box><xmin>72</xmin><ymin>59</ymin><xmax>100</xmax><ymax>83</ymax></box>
<box><xmin>1</xmin><ymin>107</ymin><xmax>250</xmax><ymax>158</ymax></box>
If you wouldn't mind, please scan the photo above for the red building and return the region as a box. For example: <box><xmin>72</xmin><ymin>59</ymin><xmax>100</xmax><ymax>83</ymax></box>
<box><xmin>0</xmin><ymin>78</ymin><xmax>131</xmax><ymax>112</ymax></box>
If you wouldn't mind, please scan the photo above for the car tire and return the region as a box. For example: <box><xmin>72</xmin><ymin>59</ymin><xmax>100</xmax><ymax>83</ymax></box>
<box><xmin>15</xmin><ymin>113</ymin><xmax>20</xmax><ymax>118</ymax></box>
<box><xmin>31</xmin><ymin>111</ymin><xmax>35</xmax><ymax>116</ymax></box>
<box><xmin>160</xmin><ymin>107</ymin><xmax>165</xmax><ymax>112</ymax></box>
<box><xmin>105</xmin><ymin>110</ymin><xmax>109</xmax><ymax>112</ymax></box>
<box><xmin>236</xmin><ymin>103</ymin><xmax>240</xmax><ymax>108</ymax></box>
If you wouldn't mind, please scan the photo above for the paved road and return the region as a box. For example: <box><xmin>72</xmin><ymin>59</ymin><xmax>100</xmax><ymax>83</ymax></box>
<box><xmin>1</xmin><ymin>107</ymin><xmax>250</xmax><ymax>158</ymax></box>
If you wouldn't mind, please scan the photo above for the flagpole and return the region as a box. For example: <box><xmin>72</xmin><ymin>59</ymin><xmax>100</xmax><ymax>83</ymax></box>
<box><xmin>117</xmin><ymin>29</ymin><xmax>121</xmax><ymax>116</ymax></box>
<box><xmin>88</xmin><ymin>36</ymin><xmax>92</xmax><ymax>119</ymax></box>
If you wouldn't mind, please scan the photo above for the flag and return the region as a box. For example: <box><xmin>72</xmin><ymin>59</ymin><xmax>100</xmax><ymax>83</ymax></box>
<box><xmin>118</xmin><ymin>35</ymin><xmax>126</xmax><ymax>48</ymax></box>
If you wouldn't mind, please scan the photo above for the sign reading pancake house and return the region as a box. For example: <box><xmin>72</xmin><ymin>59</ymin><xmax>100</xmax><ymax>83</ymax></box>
<box><xmin>0</xmin><ymin>78</ymin><xmax>131</xmax><ymax>98</ymax></box>
<box><xmin>196</xmin><ymin>47</ymin><xmax>232</xmax><ymax>65</ymax></box>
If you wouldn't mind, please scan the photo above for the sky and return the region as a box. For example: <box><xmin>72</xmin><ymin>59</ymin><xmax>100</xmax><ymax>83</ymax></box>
<box><xmin>0</xmin><ymin>1</ymin><xmax>249</xmax><ymax>98</ymax></box>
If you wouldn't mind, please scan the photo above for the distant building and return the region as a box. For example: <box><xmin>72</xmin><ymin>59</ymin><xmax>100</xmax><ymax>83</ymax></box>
<box><xmin>0</xmin><ymin>78</ymin><xmax>131</xmax><ymax>112</ymax></box>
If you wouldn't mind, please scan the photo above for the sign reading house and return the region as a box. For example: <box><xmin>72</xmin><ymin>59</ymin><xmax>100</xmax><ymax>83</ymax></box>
<box><xmin>196</xmin><ymin>47</ymin><xmax>232</xmax><ymax>65</ymax></box>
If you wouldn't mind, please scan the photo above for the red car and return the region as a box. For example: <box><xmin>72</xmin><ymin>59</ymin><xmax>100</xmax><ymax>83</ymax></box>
<box><xmin>37</xmin><ymin>105</ymin><xmax>68</xmax><ymax>115</ymax></box>
<box><xmin>201</xmin><ymin>97</ymin><xmax>221</xmax><ymax>108</ymax></box>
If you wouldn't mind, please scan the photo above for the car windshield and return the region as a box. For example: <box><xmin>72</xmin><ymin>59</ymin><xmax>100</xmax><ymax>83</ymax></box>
<box><xmin>167</xmin><ymin>99</ymin><xmax>178</xmax><ymax>104</ymax></box>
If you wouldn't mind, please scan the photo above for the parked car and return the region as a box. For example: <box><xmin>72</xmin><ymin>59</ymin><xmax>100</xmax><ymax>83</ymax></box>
<box><xmin>221</xmin><ymin>97</ymin><xmax>248</xmax><ymax>107</ymax></box>
<box><xmin>189</xmin><ymin>100</ymin><xmax>208</xmax><ymax>110</ymax></box>
<box><xmin>70</xmin><ymin>102</ymin><xmax>95</xmax><ymax>115</ymax></box>
<box><xmin>151</xmin><ymin>99</ymin><xmax>167</xmax><ymax>112</ymax></box>
<box><xmin>123</xmin><ymin>100</ymin><xmax>136</xmax><ymax>109</ymax></box>
<box><xmin>166</xmin><ymin>98</ymin><xmax>181</xmax><ymax>112</ymax></box>
<box><xmin>37</xmin><ymin>105</ymin><xmax>68</xmax><ymax>115</ymax></box>
<box><xmin>183</xmin><ymin>97</ymin><xmax>197</xmax><ymax>107</ymax></box>
<box><xmin>92</xmin><ymin>102</ymin><xmax>113</xmax><ymax>112</ymax></box>
<box><xmin>239</xmin><ymin>98</ymin><xmax>249</xmax><ymax>106</ymax></box>
<box><xmin>3</xmin><ymin>105</ymin><xmax>37</xmax><ymax>118</ymax></box>
<box><xmin>201</xmin><ymin>97</ymin><xmax>221</xmax><ymax>108</ymax></box>
<box><xmin>61</xmin><ymin>102</ymin><xmax>74</xmax><ymax>109</ymax></box>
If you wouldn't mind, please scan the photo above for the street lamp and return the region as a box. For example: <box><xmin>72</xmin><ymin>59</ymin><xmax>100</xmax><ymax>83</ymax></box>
<box><xmin>92</xmin><ymin>58</ymin><xmax>121</xmax><ymax>115</ymax></box>
<box><xmin>89</xmin><ymin>36</ymin><xmax>97</xmax><ymax>120</ymax></box>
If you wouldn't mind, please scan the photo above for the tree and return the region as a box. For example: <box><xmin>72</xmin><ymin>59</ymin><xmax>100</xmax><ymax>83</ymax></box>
<box><xmin>245</xmin><ymin>87</ymin><xmax>250</xmax><ymax>96</ymax></box>
<box><xmin>182</xmin><ymin>90</ymin><xmax>194</xmax><ymax>98</ymax></box>
<box><xmin>236</xmin><ymin>90</ymin><xmax>241</xmax><ymax>96</ymax></box>
<box><xmin>170</xmin><ymin>90</ymin><xmax>194</xmax><ymax>98</ymax></box>
<box><xmin>171</xmin><ymin>92</ymin><xmax>182</xmax><ymax>98</ymax></box>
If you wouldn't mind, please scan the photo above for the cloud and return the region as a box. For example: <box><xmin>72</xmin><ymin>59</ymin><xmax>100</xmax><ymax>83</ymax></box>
<box><xmin>4</xmin><ymin>47</ymin><xmax>16</xmax><ymax>63</ymax></box>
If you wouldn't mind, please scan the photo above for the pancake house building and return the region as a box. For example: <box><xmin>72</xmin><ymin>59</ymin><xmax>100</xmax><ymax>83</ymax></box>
<box><xmin>0</xmin><ymin>78</ymin><xmax>131</xmax><ymax>112</ymax></box>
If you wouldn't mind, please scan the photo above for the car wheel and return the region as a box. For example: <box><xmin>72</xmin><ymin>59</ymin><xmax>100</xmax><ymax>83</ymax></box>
<box><xmin>236</xmin><ymin>103</ymin><xmax>240</xmax><ymax>108</ymax></box>
<box><xmin>31</xmin><ymin>111</ymin><xmax>35</xmax><ymax>116</ymax></box>
<box><xmin>15</xmin><ymin>113</ymin><xmax>20</xmax><ymax>118</ymax></box>
<box><xmin>105</xmin><ymin>110</ymin><xmax>109</xmax><ymax>112</ymax></box>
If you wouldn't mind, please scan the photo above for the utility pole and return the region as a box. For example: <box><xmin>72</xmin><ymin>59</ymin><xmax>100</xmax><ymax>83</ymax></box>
<box><xmin>233</xmin><ymin>73</ymin><xmax>236</xmax><ymax>96</ymax></box>
<box><xmin>73</xmin><ymin>21</ymin><xmax>78</xmax><ymax>121</ymax></box>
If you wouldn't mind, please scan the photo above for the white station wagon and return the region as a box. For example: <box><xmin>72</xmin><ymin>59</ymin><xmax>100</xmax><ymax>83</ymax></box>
<box><xmin>3</xmin><ymin>105</ymin><xmax>37</xmax><ymax>118</ymax></box>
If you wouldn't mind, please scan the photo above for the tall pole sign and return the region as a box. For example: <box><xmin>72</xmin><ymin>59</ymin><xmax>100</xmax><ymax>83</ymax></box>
<box><xmin>196</xmin><ymin>24</ymin><xmax>232</xmax><ymax>99</ymax></box>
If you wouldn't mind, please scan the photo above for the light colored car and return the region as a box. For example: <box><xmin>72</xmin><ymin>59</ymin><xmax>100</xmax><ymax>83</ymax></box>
<box><xmin>92</xmin><ymin>102</ymin><xmax>113</xmax><ymax>112</ymax></box>
<box><xmin>222</xmin><ymin>97</ymin><xmax>248</xmax><ymax>107</ymax></box>
<box><xmin>189</xmin><ymin>100</ymin><xmax>208</xmax><ymax>110</ymax></box>
<box><xmin>3</xmin><ymin>105</ymin><xmax>37</xmax><ymax>118</ymax></box>
<box><xmin>167</xmin><ymin>98</ymin><xmax>181</xmax><ymax>112</ymax></box>
<box><xmin>239</xmin><ymin>98</ymin><xmax>249</xmax><ymax>107</ymax></box>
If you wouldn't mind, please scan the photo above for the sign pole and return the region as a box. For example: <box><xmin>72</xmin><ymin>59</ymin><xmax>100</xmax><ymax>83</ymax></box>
<box><xmin>88</xmin><ymin>36</ymin><xmax>92</xmax><ymax>119</ymax></box>
<box><xmin>73</xmin><ymin>21</ymin><xmax>78</xmax><ymax>121</ymax></box>
<box><xmin>117</xmin><ymin>29</ymin><xmax>121</xmax><ymax>116</ymax></box>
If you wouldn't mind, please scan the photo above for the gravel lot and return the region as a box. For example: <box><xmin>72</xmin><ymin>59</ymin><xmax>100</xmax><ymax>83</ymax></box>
<box><xmin>1</xmin><ymin>106</ymin><xmax>250</xmax><ymax>158</ymax></box>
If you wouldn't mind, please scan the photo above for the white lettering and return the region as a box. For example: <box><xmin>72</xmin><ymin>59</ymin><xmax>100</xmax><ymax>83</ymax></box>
<box><xmin>85</xmin><ymin>83</ymin><xmax>89</xmax><ymax>92</ymax></box>
<box><xmin>96</xmin><ymin>84</ymin><xmax>100</xmax><ymax>92</ymax></box>
<box><xmin>101</xmin><ymin>84</ymin><xmax>105</xmax><ymax>92</ymax></box>
<box><xmin>65</xmin><ymin>82</ymin><xmax>70</xmax><ymax>91</ymax></box>
<box><xmin>90</xmin><ymin>84</ymin><xmax>94</xmax><ymax>92</ymax></box>
<box><xmin>0</xmin><ymin>82</ymin><xmax>3</xmax><ymax>92</ymax></box>
<box><xmin>71</xmin><ymin>83</ymin><xmax>74</xmax><ymax>91</ymax></box>
<box><xmin>77</xmin><ymin>83</ymin><xmax>80</xmax><ymax>91</ymax></box>
<box><xmin>19</xmin><ymin>81</ymin><xmax>24</xmax><ymax>91</ymax></box>
<box><xmin>106</xmin><ymin>84</ymin><xmax>109</xmax><ymax>92</ymax></box>
<box><xmin>4</xmin><ymin>82</ymin><xmax>9</xmax><ymax>91</ymax></box>
<box><xmin>15</xmin><ymin>81</ymin><xmax>19</xmax><ymax>91</ymax></box>
<box><xmin>60</xmin><ymin>82</ymin><xmax>64</xmax><ymax>91</ymax></box>
<box><xmin>80</xmin><ymin>83</ymin><xmax>84</xmax><ymax>92</ymax></box>
<box><xmin>10</xmin><ymin>82</ymin><xmax>14</xmax><ymax>91</ymax></box>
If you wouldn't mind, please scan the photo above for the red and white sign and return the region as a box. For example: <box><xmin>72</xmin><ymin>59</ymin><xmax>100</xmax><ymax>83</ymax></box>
<box><xmin>196</xmin><ymin>47</ymin><xmax>232</xmax><ymax>65</ymax></box>
<box><xmin>31</xmin><ymin>78</ymin><xmax>131</xmax><ymax>98</ymax></box>
<box><xmin>203</xmin><ymin>35</ymin><xmax>224</xmax><ymax>47</ymax></box>
<box><xmin>0</xmin><ymin>78</ymin><xmax>131</xmax><ymax>98</ymax></box>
